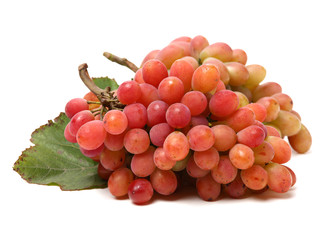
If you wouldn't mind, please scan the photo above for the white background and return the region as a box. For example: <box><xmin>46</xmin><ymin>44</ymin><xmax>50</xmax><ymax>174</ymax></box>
<box><xmin>1</xmin><ymin>0</ymin><xmax>333</xmax><ymax>239</ymax></box>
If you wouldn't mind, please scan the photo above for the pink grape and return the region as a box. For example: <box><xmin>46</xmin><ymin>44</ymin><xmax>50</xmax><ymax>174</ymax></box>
<box><xmin>65</xmin><ymin>98</ymin><xmax>89</xmax><ymax>119</ymax></box>
<box><xmin>221</xmin><ymin>107</ymin><xmax>255</xmax><ymax>132</ymax></box>
<box><xmin>131</xmin><ymin>146</ymin><xmax>156</xmax><ymax>177</ymax></box>
<box><xmin>150</xmin><ymin>169</ymin><xmax>177</xmax><ymax>195</ymax></box>
<box><xmin>211</xmin><ymin>156</ymin><xmax>238</xmax><ymax>184</ymax></box>
<box><xmin>104</xmin><ymin>131</ymin><xmax>126</xmax><ymax>151</ymax></box>
<box><xmin>97</xmin><ymin>163</ymin><xmax>113</xmax><ymax>180</ymax></box>
<box><xmin>153</xmin><ymin>147</ymin><xmax>176</xmax><ymax>170</ymax></box>
<box><xmin>158</xmin><ymin>76</ymin><xmax>184</xmax><ymax>105</ymax></box>
<box><xmin>163</xmin><ymin>131</ymin><xmax>189</xmax><ymax>161</ymax></box>
<box><xmin>147</xmin><ymin>100</ymin><xmax>169</xmax><ymax>127</ymax></box>
<box><xmin>190</xmin><ymin>35</ymin><xmax>209</xmax><ymax>60</ymax></box>
<box><xmin>253</xmin><ymin>141</ymin><xmax>275</xmax><ymax>166</ymax></box>
<box><xmin>149</xmin><ymin>123</ymin><xmax>174</xmax><ymax>147</ymax></box>
<box><xmin>103</xmin><ymin>110</ymin><xmax>128</xmax><ymax>135</ymax></box>
<box><xmin>181</xmin><ymin>91</ymin><xmax>207</xmax><ymax>116</ymax></box>
<box><xmin>266</xmin><ymin>136</ymin><xmax>292</xmax><ymax>164</ymax></box>
<box><xmin>265</xmin><ymin>163</ymin><xmax>292</xmax><ymax>193</ymax></box>
<box><xmin>69</xmin><ymin>110</ymin><xmax>94</xmax><ymax>136</ymax></box>
<box><xmin>288</xmin><ymin>124</ymin><xmax>312</xmax><ymax>153</ymax></box>
<box><xmin>231</xmin><ymin>49</ymin><xmax>247</xmax><ymax>65</ymax></box>
<box><xmin>128</xmin><ymin>179</ymin><xmax>154</xmax><ymax>204</ymax></box>
<box><xmin>166</xmin><ymin>103</ymin><xmax>191</xmax><ymax>128</ymax></box>
<box><xmin>196</xmin><ymin>174</ymin><xmax>221</xmax><ymax>201</ymax></box>
<box><xmin>237</xmin><ymin>125</ymin><xmax>265</xmax><ymax>148</ymax></box>
<box><xmin>123</xmin><ymin>128</ymin><xmax>150</xmax><ymax>154</ymax></box>
<box><xmin>80</xmin><ymin>144</ymin><xmax>104</xmax><ymax>158</ymax></box>
<box><xmin>137</xmin><ymin>83</ymin><xmax>160</xmax><ymax>107</ymax></box>
<box><xmin>224</xmin><ymin>173</ymin><xmax>248</xmax><ymax>199</ymax></box>
<box><xmin>211</xmin><ymin>125</ymin><xmax>237</xmax><ymax>152</ymax></box>
<box><xmin>209</xmin><ymin>90</ymin><xmax>239</xmax><ymax>118</ymax></box>
<box><xmin>229</xmin><ymin>144</ymin><xmax>254</xmax><ymax>170</ymax></box>
<box><xmin>284</xmin><ymin>166</ymin><xmax>297</xmax><ymax>187</ymax></box>
<box><xmin>108</xmin><ymin>168</ymin><xmax>134</xmax><ymax>197</ymax></box>
<box><xmin>187</xmin><ymin>125</ymin><xmax>215</xmax><ymax>152</ymax></box>
<box><xmin>194</xmin><ymin>147</ymin><xmax>219</xmax><ymax>170</ymax></box>
<box><xmin>240</xmin><ymin>165</ymin><xmax>268</xmax><ymax>190</ymax></box>
<box><xmin>123</xmin><ymin>103</ymin><xmax>147</xmax><ymax>129</ymax></box>
<box><xmin>142</xmin><ymin>59</ymin><xmax>168</xmax><ymax>87</ymax></box>
<box><xmin>64</xmin><ymin>123</ymin><xmax>77</xmax><ymax>143</ymax></box>
<box><xmin>191</xmin><ymin>64</ymin><xmax>220</xmax><ymax>93</ymax></box>
<box><xmin>76</xmin><ymin>120</ymin><xmax>107</xmax><ymax>150</ymax></box>
<box><xmin>117</xmin><ymin>81</ymin><xmax>141</xmax><ymax>105</ymax></box>
<box><xmin>169</xmin><ymin>59</ymin><xmax>194</xmax><ymax>92</ymax></box>
<box><xmin>100</xmin><ymin>148</ymin><xmax>125</xmax><ymax>171</ymax></box>
<box><xmin>244</xmin><ymin>103</ymin><xmax>267</xmax><ymax>122</ymax></box>
<box><xmin>186</xmin><ymin>155</ymin><xmax>209</xmax><ymax>178</ymax></box>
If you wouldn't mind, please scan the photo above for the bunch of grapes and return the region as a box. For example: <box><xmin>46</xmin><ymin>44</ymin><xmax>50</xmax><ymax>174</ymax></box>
<box><xmin>64</xmin><ymin>35</ymin><xmax>311</xmax><ymax>204</ymax></box>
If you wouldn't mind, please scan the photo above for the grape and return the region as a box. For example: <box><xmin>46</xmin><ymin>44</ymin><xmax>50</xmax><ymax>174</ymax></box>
<box><xmin>104</xmin><ymin>131</ymin><xmax>126</xmax><ymax>151</ymax></box>
<box><xmin>134</xmin><ymin>68</ymin><xmax>145</xmax><ymax>84</ymax></box>
<box><xmin>231</xmin><ymin>49</ymin><xmax>247</xmax><ymax>65</ymax></box>
<box><xmin>244</xmin><ymin>103</ymin><xmax>267</xmax><ymax>122</ymax></box>
<box><xmin>221</xmin><ymin>107</ymin><xmax>255</xmax><ymax>132</ymax></box>
<box><xmin>256</xmin><ymin>97</ymin><xmax>280</xmax><ymax>122</ymax></box>
<box><xmin>186</xmin><ymin>155</ymin><xmax>209</xmax><ymax>178</ymax></box>
<box><xmin>264</xmin><ymin>163</ymin><xmax>292</xmax><ymax>193</ymax></box>
<box><xmin>153</xmin><ymin>147</ymin><xmax>176</xmax><ymax>170</ymax></box>
<box><xmin>137</xmin><ymin>83</ymin><xmax>160</xmax><ymax>107</ymax></box>
<box><xmin>243</xmin><ymin>64</ymin><xmax>266</xmax><ymax>91</ymax></box>
<box><xmin>191</xmin><ymin>64</ymin><xmax>220</xmax><ymax>93</ymax></box>
<box><xmin>147</xmin><ymin>100</ymin><xmax>168</xmax><ymax>127</ymax></box>
<box><xmin>237</xmin><ymin>125</ymin><xmax>265</xmax><ymax>148</ymax></box>
<box><xmin>216</xmin><ymin>80</ymin><xmax>226</xmax><ymax>92</ymax></box>
<box><xmin>163</xmin><ymin>131</ymin><xmax>189</xmax><ymax>161</ymax></box>
<box><xmin>65</xmin><ymin>98</ymin><xmax>89</xmax><ymax>118</ymax></box>
<box><xmin>171</xmin><ymin>36</ymin><xmax>192</xmax><ymax>43</ymax></box>
<box><xmin>103</xmin><ymin>110</ymin><xmax>128</xmax><ymax>135</ymax></box>
<box><xmin>131</xmin><ymin>146</ymin><xmax>156</xmax><ymax>177</ymax></box>
<box><xmin>271</xmin><ymin>110</ymin><xmax>301</xmax><ymax>137</ymax></box>
<box><xmin>170</xmin><ymin>41</ymin><xmax>191</xmax><ymax>56</ymax></box>
<box><xmin>76</xmin><ymin>120</ymin><xmax>107</xmax><ymax>150</ymax></box>
<box><xmin>123</xmin><ymin>103</ymin><xmax>147</xmax><ymax>129</ymax></box>
<box><xmin>117</xmin><ymin>81</ymin><xmax>141</xmax><ymax>105</ymax></box>
<box><xmin>230</xmin><ymin>86</ymin><xmax>252</xmax><ymax>102</ymax></box>
<box><xmin>266</xmin><ymin>136</ymin><xmax>292</xmax><ymax>164</ymax></box>
<box><xmin>290</xmin><ymin>110</ymin><xmax>301</xmax><ymax>121</ymax></box>
<box><xmin>240</xmin><ymin>165</ymin><xmax>268</xmax><ymax>190</ymax></box>
<box><xmin>229</xmin><ymin>143</ymin><xmax>254</xmax><ymax>169</ymax></box>
<box><xmin>271</xmin><ymin>93</ymin><xmax>293</xmax><ymax>111</ymax></box>
<box><xmin>69</xmin><ymin>110</ymin><xmax>94</xmax><ymax>136</ymax></box>
<box><xmin>253</xmin><ymin>120</ymin><xmax>268</xmax><ymax>137</ymax></box>
<box><xmin>225</xmin><ymin>62</ymin><xmax>249</xmax><ymax>86</ymax></box>
<box><xmin>150</xmin><ymin>169</ymin><xmax>177</xmax><ymax>195</ymax></box>
<box><xmin>196</xmin><ymin>174</ymin><xmax>221</xmax><ymax>201</ymax></box>
<box><xmin>190</xmin><ymin>115</ymin><xmax>209</xmax><ymax>126</ymax></box>
<box><xmin>158</xmin><ymin>76</ymin><xmax>184</xmax><ymax>104</ymax></box>
<box><xmin>190</xmin><ymin>35</ymin><xmax>209</xmax><ymax>60</ymax></box>
<box><xmin>108</xmin><ymin>168</ymin><xmax>134</xmax><ymax>197</ymax></box>
<box><xmin>253</xmin><ymin>141</ymin><xmax>275</xmax><ymax>166</ymax></box>
<box><xmin>172</xmin><ymin>152</ymin><xmax>191</xmax><ymax>171</ymax></box>
<box><xmin>199</xmin><ymin>42</ymin><xmax>233</xmax><ymax>63</ymax></box>
<box><xmin>194</xmin><ymin>147</ymin><xmax>219</xmax><ymax>170</ymax></box>
<box><xmin>265</xmin><ymin>125</ymin><xmax>282</xmax><ymax>138</ymax></box>
<box><xmin>181</xmin><ymin>91</ymin><xmax>207</xmax><ymax>116</ymax></box>
<box><xmin>211</xmin><ymin>156</ymin><xmax>238</xmax><ymax>184</ymax></box>
<box><xmin>288</xmin><ymin>124</ymin><xmax>312</xmax><ymax>153</ymax></box>
<box><xmin>169</xmin><ymin>59</ymin><xmax>194</xmax><ymax>92</ymax></box>
<box><xmin>283</xmin><ymin>166</ymin><xmax>297</xmax><ymax>187</ymax></box>
<box><xmin>140</xmin><ymin>49</ymin><xmax>160</xmax><ymax>67</ymax></box>
<box><xmin>64</xmin><ymin>123</ymin><xmax>77</xmax><ymax>143</ymax></box>
<box><xmin>128</xmin><ymin>179</ymin><xmax>154</xmax><ymax>204</ymax></box>
<box><xmin>211</xmin><ymin>125</ymin><xmax>237</xmax><ymax>152</ymax></box>
<box><xmin>100</xmin><ymin>148</ymin><xmax>125</xmax><ymax>171</ymax></box>
<box><xmin>187</xmin><ymin>125</ymin><xmax>215</xmax><ymax>152</ymax></box>
<box><xmin>166</xmin><ymin>103</ymin><xmax>191</xmax><ymax>128</ymax></box>
<box><xmin>142</xmin><ymin>59</ymin><xmax>168</xmax><ymax>87</ymax></box>
<box><xmin>80</xmin><ymin>144</ymin><xmax>104</xmax><ymax>158</ymax></box>
<box><xmin>252</xmin><ymin>82</ymin><xmax>282</xmax><ymax>102</ymax></box>
<box><xmin>83</xmin><ymin>92</ymin><xmax>100</xmax><ymax>110</ymax></box>
<box><xmin>123</xmin><ymin>128</ymin><xmax>150</xmax><ymax>154</ymax></box>
<box><xmin>224</xmin><ymin>173</ymin><xmax>248</xmax><ymax>199</ymax></box>
<box><xmin>202</xmin><ymin>57</ymin><xmax>230</xmax><ymax>85</ymax></box>
<box><xmin>155</xmin><ymin>44</ymin><xmax>187</xmax><ymax>69</ymax></box>
<box><xmin>97</xmin><ymin>163</ymin><xmax>113</xmax><ymax>180</ymax></box>
<box><xmin>234</xmin><ymin>91</ymin><xmax>249</xmax><ymax>109</ymax></box>
<box><xmin>149</xmin><ymin>123</ymin><xmax>174</xmax><ymax>147</ymax></box>
<box><xmin>180</xmin><ymin>56</ymin><xmax>199</xmax><ymax>69</ymax></box>
<box><xmin>209</xmin><ymin>90</ymin><xmax>239</xmax><ymax>118</ymax></box>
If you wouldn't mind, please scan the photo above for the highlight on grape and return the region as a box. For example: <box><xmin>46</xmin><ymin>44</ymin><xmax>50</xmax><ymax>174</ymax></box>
<box><xmin>62</xmin><ymin>35</ymin><xmax>311</xmax><ymax>204</ymax></box>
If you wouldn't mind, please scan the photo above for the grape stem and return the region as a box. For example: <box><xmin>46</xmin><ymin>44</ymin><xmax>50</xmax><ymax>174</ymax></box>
<box><xmin>103</xmin><ymin>52</ymin><xmax>139</xmax><ymax>73</ymax></box>
<box><xmin>78</xmin><ymin>63</ymin><xmax>125</xmax><ymax>111</ymax></box>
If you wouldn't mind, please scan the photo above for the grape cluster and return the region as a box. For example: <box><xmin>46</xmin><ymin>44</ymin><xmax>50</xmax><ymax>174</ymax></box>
<box><xmin>64</xmin><ymin>35</ymin><xmax>311</xmax><ymax>204</ymax></box>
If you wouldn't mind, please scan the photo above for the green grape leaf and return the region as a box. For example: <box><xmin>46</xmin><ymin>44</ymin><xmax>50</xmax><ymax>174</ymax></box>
<box><xmin>93</xmin><ymin>77</ymin><xmax>119</xmax><ymax>90</ymax></box>
<box><xmin>13</xmin><ymin>113</ymin><xmax>107</xmax><ymax>191</ymax></box>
